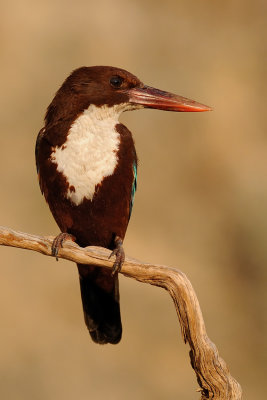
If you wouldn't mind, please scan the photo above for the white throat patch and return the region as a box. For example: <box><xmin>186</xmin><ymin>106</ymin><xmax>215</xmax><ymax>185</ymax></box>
<box><xmin>50</xmin><ymin>104</ymin><xmax>126</xmax><ymax>205</ymax></box>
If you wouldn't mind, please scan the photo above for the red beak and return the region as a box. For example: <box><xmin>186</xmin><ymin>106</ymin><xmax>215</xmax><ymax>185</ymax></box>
<box><xmin>129</xmin><ymin>85</ymin><xmax>212</xmax><ymax>112</ymax></box>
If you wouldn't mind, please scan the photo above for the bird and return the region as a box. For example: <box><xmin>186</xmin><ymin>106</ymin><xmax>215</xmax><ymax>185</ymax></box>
<box><xmin>35</xmin><ymin>66</ymin><xmax>211</xmax><ymax>345</ymax></box>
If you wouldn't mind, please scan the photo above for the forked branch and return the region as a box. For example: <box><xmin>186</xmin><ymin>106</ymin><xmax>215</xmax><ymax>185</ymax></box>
<box><xmin>0</xmin><ymin>226</ymin><xmax>242</xmax><ymax>399</ymax></box>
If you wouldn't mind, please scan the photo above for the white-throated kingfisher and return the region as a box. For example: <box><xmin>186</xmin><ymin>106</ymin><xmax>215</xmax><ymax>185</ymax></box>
<box><xmin>35</xmin><ymin>66</ymin><xmax>211</xmax><ymax>344</ymax></box>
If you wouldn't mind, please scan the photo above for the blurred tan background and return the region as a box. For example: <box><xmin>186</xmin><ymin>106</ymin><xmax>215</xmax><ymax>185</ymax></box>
<box><xmin>0</xmin><ymin>1</ymin><xmax>266</xmax><ymax>399</ymax></box>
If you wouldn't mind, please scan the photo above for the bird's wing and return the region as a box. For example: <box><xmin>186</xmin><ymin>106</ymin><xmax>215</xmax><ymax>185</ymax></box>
<box><xmin>35</xmin><ymin>127</ymin><xmax>46</xmax><ymax>194</ymax></box>
<box><xmin>129</xmin><ymin>160</ymin><xmax>137</xmax><ymax>219</ymax></box>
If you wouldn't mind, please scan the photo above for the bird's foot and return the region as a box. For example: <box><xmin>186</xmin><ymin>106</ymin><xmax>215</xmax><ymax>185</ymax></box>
<box><xmin>109</xmin><ymin>236</ymin><xmax>125</xmax><ymax>276</ymax></box>
<box><xmin>51</xmin><ymin>232</ymin><xmax>76</xmax><ymax>260</ymax></box>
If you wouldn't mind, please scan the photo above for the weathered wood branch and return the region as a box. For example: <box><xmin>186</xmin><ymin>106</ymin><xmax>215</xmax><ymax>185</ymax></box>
<box><xmin>0</xmin><ymin>225</ymin><xmax>242</xmax><ymax>399</ymax></box>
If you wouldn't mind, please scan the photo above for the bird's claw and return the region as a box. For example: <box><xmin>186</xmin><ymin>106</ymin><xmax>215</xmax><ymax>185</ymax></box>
<box><xmin>109</xmin><ymin>236</ymin><xmax>125</xmax><ymax>276</ymax></box>
<box><xmin>51</xmin><ymin>233</ymin><xmax>76</xmax><ymax>260</ymax></box>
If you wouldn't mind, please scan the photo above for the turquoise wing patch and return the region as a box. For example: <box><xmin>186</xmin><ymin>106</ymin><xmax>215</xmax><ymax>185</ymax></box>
<box><xmin>129</xmin><ymin>161</ymin><xmax>137</xmax><ymax>219</ymax></box>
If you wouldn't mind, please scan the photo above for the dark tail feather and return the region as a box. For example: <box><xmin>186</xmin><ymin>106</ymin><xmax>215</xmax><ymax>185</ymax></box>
<box><xmin>77</xmin><ymin>264</ymin><xmax>122</xmax><ymax>344</ymax></box>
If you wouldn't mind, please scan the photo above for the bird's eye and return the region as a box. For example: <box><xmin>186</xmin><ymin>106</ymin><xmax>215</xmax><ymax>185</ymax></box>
<box><xmin>110</xmin><ymin>75</ymin><xmax>124</xmax><ymax>88</ymax></box>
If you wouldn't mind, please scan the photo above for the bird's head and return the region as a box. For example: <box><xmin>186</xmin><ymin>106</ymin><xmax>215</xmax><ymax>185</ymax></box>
<box><xmin>45</xmin><ymin>66</ymin><xmax>211</xmax><ymax>125</ymax></box>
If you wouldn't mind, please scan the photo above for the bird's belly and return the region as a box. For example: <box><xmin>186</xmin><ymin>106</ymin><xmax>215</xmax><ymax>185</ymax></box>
<box><xmin>47</xmin><ymin>174</ymin><xmax>131</xmax><ymax>249</ymax></box>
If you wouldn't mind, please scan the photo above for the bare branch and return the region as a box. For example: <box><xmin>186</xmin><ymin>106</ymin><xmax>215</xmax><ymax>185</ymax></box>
<box><xmin>0</xmin><ymin>225</ymin><xmax>242</xmax><ymax>399</ymax></box>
